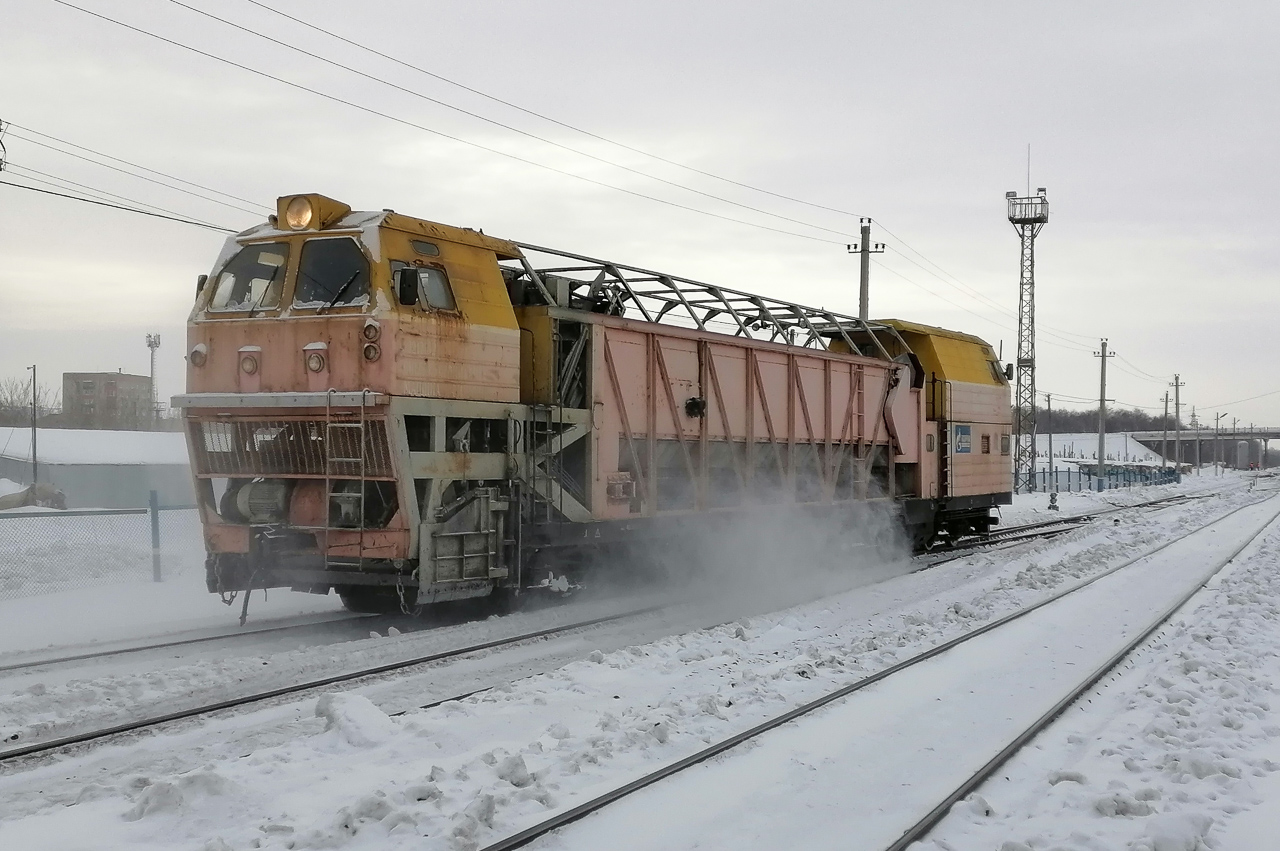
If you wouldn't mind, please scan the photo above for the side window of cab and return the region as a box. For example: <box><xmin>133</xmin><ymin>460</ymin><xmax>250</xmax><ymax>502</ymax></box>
<box><xmin>393</xmin><ymin>258</ymin><xmax>458</xmax><ymax>312</ymax></box>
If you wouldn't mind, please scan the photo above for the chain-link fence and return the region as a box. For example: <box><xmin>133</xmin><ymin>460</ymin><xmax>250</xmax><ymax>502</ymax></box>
<box><xmin>0</xmin><ymin>493</ymin><xmax>204</xmax><ymax>600</ymax></box>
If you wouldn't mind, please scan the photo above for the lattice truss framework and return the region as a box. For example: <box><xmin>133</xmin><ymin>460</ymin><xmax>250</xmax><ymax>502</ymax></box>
<box><xmin>1012</xmin><ymin>221</ymin><xmax>1044</xmax><ymax>492</ymax></box>
<box><xmin>503</xmin><ymin>242</ymin><xmax>905</xmax><ymax>362</ymax></box>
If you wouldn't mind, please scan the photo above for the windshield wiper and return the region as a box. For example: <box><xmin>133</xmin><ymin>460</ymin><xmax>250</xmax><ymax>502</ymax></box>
<box><xmin>246</xmin><ymin>265</ymin><xmax>281</xmax><ymax>316</ymax></box>
<box><xmin>320</xmin><ymin>270</ymin><xmax>361</xmax><ymax>313</ymax></box>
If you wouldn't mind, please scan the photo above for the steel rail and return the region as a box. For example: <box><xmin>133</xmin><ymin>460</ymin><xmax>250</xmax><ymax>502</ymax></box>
<box><xmin>0</xmin><ymin>612</ymin><xmax>376</xmax><ymax>675</ymax></box>
<box><xmin>917</xmin><ymin>492</ymin><xmax>1210</xmax><ymax>568</ymax></box>
<box><xmin>0</xmin><ymin>606</ymin><xmax>666</xmax><ymax>764</ymax></box>
<box><xmin>885</xmin><ymin>495</ymin><xmax>1280</xmax><ymax>851</ymax></box>
<box><xmin>475</xmin><ymin>494</ymin><xmax>1274</xmax><ymax>851</ymax></box>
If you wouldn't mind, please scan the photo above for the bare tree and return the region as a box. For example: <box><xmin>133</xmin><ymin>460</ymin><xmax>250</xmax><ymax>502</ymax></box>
<box><xmin>0</xmin><ymin>377</ymin><xmax>59</xmax><ymax>426</ymax></box>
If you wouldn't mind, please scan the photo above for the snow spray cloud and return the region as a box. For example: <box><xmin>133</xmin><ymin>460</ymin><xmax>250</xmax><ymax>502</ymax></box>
<box><xmin>635</xmin><ymin>493</ymin><xmax>915</xmax><ymax>623</ymax></box>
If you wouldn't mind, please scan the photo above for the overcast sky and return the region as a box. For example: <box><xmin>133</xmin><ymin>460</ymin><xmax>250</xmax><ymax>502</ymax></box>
<box><xmin>2</xmin><ymin>0</ymin><xmax>1277</xmax><ymax>427</ymax></box>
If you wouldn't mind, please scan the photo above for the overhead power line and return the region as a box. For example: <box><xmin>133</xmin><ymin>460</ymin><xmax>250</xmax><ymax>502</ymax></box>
<box><xmin>1202</xmin><ymin>388</ymin><xmax>1280</xmax><ymax>411</ymax></box>
<box><xmin>0</xmin><ymin>179</ymin><xmax>236</xmax><ymax>231</ymax></box>
<box><xmin>6</xmin><ymin>162</ymin><xmax>232</xmax><ymax>229</ymax></box>
<box><xmin>235</xmin><ymin>0</ymin><xmax>871</xmax><ymax>221</ymax></box>
<box><xmin>162</xmin><ymin>0</ymin><xmax>862</xmax><ymax>242</ymax></box>
<box><xmin>232</xmin><ymin>0</ymin><xmax>1100</xmax><ymax>346</ymax></box>
<box><xmin>51</xmin><ymin>0</ymin><xmax>851</xmax><ymax>247</ymax></box>
<box><xmin>4</xmin><ymin>122</ymin><xmax>268</xmax><ymax>213</ymax></box>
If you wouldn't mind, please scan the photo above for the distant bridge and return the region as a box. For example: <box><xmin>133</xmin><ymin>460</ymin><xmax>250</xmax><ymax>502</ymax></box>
<box><xmin>1129</xmin><ymin>427</ymin><xmax>1279</xmax><ymax>469</ymax></box>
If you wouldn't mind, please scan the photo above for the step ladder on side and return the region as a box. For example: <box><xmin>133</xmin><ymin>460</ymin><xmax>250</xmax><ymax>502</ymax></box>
<box><xmin>324</xmin><ymin>388</ymin><xmax>373</xmax><ymax>573</ymax></box>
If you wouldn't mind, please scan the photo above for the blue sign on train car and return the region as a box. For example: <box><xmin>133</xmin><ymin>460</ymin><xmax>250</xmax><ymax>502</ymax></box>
<box><xmin>954</xmin><ymin>424</ymin><xmax>972</xmax><ymax>453</ymax></box>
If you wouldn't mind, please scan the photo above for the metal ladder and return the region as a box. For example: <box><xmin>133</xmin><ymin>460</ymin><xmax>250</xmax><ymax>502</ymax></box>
<box><xmin>526</xmin><ymin>404</ymin><xmax>560</xmax><ymax>524</ymax></box>
<box><xmin>323</xmin><ymin>389</ymin><xmax>372</xmax><ymax>572</ymax></box>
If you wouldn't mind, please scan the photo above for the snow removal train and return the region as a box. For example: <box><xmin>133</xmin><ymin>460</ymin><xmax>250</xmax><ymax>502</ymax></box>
<box><xmin>174</xmin><ymin>194</ymin><xmax>1013</xmax><ymax>612</ymax></box>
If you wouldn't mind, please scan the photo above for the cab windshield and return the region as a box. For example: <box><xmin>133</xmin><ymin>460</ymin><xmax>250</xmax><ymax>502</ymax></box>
<box><xmin>293</xmin><ymin>237</ymin><xmax>371</xmax><ymax>310</ymax></box>
<box><xmin>207</xmin><ymin>242</ymin><xmax>289</xmax><ymax>312</ymax></box>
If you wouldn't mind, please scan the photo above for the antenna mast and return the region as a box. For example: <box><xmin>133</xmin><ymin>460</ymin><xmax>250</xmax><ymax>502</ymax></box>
<box><xmin>1006</xmin><ymin>185</ymin><xmax>1049</xmax><ymax>493</ymax></box>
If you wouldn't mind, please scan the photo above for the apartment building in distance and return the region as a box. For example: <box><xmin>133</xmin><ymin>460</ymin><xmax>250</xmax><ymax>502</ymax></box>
<box><xmin>62</xmin><ymin>371</ymin><xmax>152</xmax><ymax>430</ymax></box>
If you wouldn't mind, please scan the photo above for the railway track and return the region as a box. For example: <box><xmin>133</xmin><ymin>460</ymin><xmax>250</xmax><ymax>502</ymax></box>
<box><xmin>919</xmin><ymin>491</ymin><xmax>1211</xmax><ymax>567</ymax></box>
<box><xmin>0</xmin><ymin>489</ymin><xmax>1228</xmax><ymax>767</ymax></box>
<box><xmin>469</xmin><ymin>492</ymin><xmax>1280</xmax><ymax>851</ymax></box>
<box><xmin>0</xmin><ymin>605</ymin><xmax>666</xmax><ymax>764</ymax></box>
<box><xmin>0</xmin><ymin>494</ymin><xmax>1207</xmax><ymax>678</ymax></box>
<box><xmin>0</xmin><ymin>611</ymin><xmax>382</xmax><ymax>676</ymax></box>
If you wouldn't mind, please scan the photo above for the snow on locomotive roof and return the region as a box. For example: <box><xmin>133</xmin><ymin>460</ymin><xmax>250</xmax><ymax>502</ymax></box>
<box><xmin>0</xmin><ymin>427</ymin><xmax>189</xmax><ymax>466</ymax></box>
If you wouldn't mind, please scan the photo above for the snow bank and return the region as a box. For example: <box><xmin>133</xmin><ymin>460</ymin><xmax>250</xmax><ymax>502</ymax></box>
<box><xmin>920</xmin><ymin>501</ymin><xmax>1280</xmax><ymax>850</ymax></box>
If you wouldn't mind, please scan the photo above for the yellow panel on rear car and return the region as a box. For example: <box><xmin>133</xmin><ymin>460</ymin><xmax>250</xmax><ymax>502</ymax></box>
<box><xmin>880</xmin><ymin>319</ymin><xmax>1005</xmax><ymax>387</ymax></box>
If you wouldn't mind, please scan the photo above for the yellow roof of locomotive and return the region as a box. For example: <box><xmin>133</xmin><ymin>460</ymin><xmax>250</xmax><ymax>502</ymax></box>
<box><xmin>879</xmin><ymin>319</ymin><xmax>1005</xmax><ymax>387</ymax></box>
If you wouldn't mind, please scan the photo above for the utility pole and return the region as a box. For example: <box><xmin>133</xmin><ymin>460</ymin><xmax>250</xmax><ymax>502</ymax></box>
<box><xmin>847</xmin><ymin>219</ymin><xmax>884</xmax><ymax>322</ymax></box>
<box><xmin>1191</xmin><ymin>406</ymin><xmax>1201</xmax><ymax>475</ymax></box>
<box><xmin>1160</xmin><ymin>391</ymin><xmax>1170</xmax><ymax>470</ymax></box>
<box><xmin>1215</xmin><ymin>412</ymin><xmax>1226</xmax><ymax>476</ymax></box>
<box><xmin>26</xmin><ymin>364</ymin><xmax>37</xmax><ymax>484</ymax></box>
<box><xmin>1233</xmin><ymin>417</ymin><xmax>1239</xmax><ymax>469</ymax></box>
<box><xmin>1171</xmin><ymin>375</ymin><xmax>1185</xmax><ymax>481</ymax></box>
<box><xmin>1045</xmin><ymin>392</ymin><xmax>1054</xmax><ymax>486</ymax></box>
<box><xmin>1006</xmin><ymin>186</ymin><xmax>1049</xmax><ymax>493</ymax></box>
<box><xmin>146</xmin><ymin>333</ymin><xmax>161</xmax><ymax>429</ymax></box>
<box><xmin>1094</xmin><ymin>340</ymin><xmax>1115</xmax><ymax>490</ymax></box>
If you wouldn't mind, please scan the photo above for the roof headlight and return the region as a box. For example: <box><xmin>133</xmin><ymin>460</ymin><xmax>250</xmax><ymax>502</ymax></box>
<box><xmin>284</xmin><ymin>196</ymin><xmax>314</xmax><ymax>230</ymax></box>
<box><xmin>306</xmin><ymin>351</ymin><xmax>326</xmax><ymax>373</ymax></box>
<box><xmin>240</xmin><ymin>354</ymin><xmax>259</xmax><ymax>375</ymax></box>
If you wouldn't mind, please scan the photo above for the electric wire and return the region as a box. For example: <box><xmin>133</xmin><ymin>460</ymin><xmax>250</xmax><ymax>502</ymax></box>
<box><xmin>49</xmin><ymin>0</ymin><xmax>848</xmax><ymax>246</ymax></box>
<box><xmin>3</xmin><ymin>122</ymin><xmax>268</xmax><ymax>212</ymax></box>
<box><xmin>6</xmin><ymin>162</ymin><xmax>233</xmax><ymax>228</ymax></box>
<box><xmin>30</xmin><ymin>1</ymin><xmax>1203</xmax><ymax>392</ymax></box>
<box><xmin>878</xmin><ymin>239</ymin><xmax>1097</xmax><ymax>349</ymax></box>
<box><xmin>51</xmin><ymin>1</ymin><xmax>1120</xmax><ymax>352</ymax></box>
<box><xmin>162</xmin><ymin>0</ymin><xmax>863</xmax><ymax>242</ymax></box>
<box><xmin>0</xmin><ymin>178</ymin><xmax>236</xmax><ymax>232</ymax></box>
<box><xmin>235</xmin><ymin>0</ymin><xmax>873</xmax><ymax>221</ymax></box>
<box><xmin>1202</xmin><ymin>389</ymin><xmax>1280</xmax><ymax>411</ymax></box>
<box><xmin>221</xmin><ymin>0</ymin><xmax>1098</xmax><ymax>349</ymax></box>
<box><xmin>871</xmin><ymin>257</ymin><xmax>1095</xmax><ymax>354</ymax></box>
<box><xmin>1116</xmin><ymin>353</ymin><xmax>1173</xmax><ymax>381</ymax></box>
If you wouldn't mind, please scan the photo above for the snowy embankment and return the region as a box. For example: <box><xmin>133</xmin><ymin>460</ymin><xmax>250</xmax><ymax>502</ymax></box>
<box><xmin>0</xmin><ymin>482</ymin><xmax>1269</xmax><ymax>850</ymax></box>
<box><xmin>921</xmin><ymin>488</ymin><xmax>1280</xmax><ymax>851</ymax></box>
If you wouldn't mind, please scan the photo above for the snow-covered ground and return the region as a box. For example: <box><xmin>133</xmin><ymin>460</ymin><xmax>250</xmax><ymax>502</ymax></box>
<box><xmin>0</xmin><ymin>475</ymin><xmax>1275</xmax><ymax>850</ymax></box>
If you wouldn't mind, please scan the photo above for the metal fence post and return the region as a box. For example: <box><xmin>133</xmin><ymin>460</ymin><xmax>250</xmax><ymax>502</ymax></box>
<box><xmin>149</xmin><ymin>489</ymin><xmax>162</xmax><ymax>582</ymax></box>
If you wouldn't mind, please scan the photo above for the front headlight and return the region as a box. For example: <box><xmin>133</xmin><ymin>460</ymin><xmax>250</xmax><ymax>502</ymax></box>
<box><xmin>284</xmin><ymin>196</ymin><xmax>313</xmax><ymax>230</ymax></box>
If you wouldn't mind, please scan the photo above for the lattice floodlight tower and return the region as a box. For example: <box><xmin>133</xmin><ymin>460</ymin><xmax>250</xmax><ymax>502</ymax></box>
<box><xmin>1006</xmin><ymin>188</ymin><xmax>1048</xmax><ymax>493</ymax></box>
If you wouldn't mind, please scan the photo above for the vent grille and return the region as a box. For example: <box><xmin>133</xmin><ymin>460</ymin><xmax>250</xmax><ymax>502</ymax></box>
<box><xmin>190</xmin><ymin>418</ymin><xmax>393</xmax><ymax>479</ymax></box>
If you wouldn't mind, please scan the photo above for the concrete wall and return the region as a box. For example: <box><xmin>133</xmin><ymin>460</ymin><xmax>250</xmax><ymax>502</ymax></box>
<box><xmin>0</xmin><ymin>457</ymin><xmax>195</xmax><ymax>509</ymax></box>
